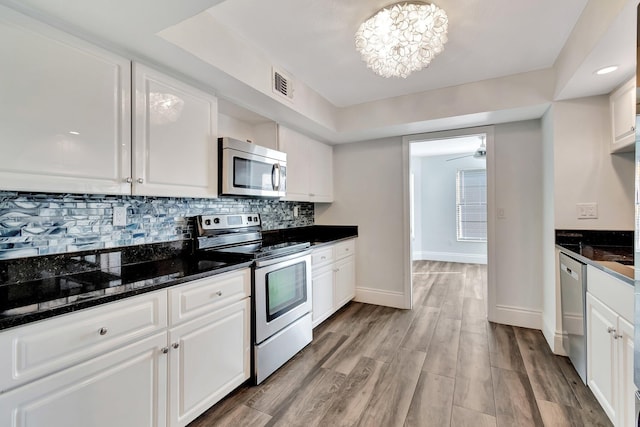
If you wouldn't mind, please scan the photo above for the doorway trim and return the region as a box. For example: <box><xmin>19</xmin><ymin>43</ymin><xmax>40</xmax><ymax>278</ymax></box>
<box><xmin>401</xmin><ymin>126</ymin><xmax>496</xmax><ymax>320</ymax></box>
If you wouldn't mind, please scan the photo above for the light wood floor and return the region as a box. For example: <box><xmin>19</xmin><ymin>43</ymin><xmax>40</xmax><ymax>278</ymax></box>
<box><xmin>189</xmin><ymin>261</ymin><xmax>611</xmax><ymax>427</ymax></box>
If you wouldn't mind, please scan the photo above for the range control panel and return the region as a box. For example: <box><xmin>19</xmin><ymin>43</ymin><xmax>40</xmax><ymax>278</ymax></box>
<box><xmin>197</xmin><ymin>213</ymin><xmax>261</xmax><ymax>231</ymax></box>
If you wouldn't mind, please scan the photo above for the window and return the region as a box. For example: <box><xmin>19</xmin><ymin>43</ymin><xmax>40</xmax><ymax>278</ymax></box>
<box><xmin>456</xmin><ymin>169</ymin><xmax>487</xmax><ymax>242</ymax></box>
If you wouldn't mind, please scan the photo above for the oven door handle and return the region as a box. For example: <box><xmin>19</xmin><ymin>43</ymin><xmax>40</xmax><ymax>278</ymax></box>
<box><xmin>255</xmin><ymin>250</ymin><xmax>312</xmax><ymax>268</ymax></box>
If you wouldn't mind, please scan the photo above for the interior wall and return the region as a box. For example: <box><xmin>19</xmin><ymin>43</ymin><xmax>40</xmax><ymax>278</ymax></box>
<box><xmin>492</xmin><ymin>120</ymin><xmax>543</xmax><ymax>327</ymax></box>
<box><xmin>318</xmin><ymin>120</ymin><xmax>545</xmax><ymax>328</ymax></box>
<box><xmin>315</xmin><ymin>136</ymin><xmax>407</xmax><ymax>308</ymax></box>
<box><xmin>541</xmin><ymin>105</ymin><xmax>563</xmax><ymax>354</ymax></box>
<box><xmin>553</xmin><ymin>96</ymin><xmax>634</xmax><ymax>230</ymax></box>
<box><xmin>413</xmin><ymin>153</ymin><xmax>487</xmax><ymax>264</ymax></box>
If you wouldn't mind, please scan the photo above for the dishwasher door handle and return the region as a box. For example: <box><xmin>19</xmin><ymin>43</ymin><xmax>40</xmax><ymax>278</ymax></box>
<box><xmin>561</xmin><ymin>263</ymin><xmax>579</xmax><ymax>280</ymax></box>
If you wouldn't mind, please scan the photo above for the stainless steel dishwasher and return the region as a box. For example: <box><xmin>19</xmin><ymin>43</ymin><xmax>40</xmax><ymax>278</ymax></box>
<box><xmin>559</xmin><ymin>252</ymin><xmax>587</xmax><ymax>384</ymax></box>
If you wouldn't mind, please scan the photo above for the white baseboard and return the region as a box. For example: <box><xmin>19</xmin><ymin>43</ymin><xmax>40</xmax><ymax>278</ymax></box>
<box><xmin>542</xmin><ymin>318</ymin><xmax>566</xmax><ymax>356</ymax></box>
<box><xmin>490</xmin><ymin>304</ymin><xmax>542</xmax><ymax>330</ymax></box>
<box><xmin>413</xmin><ymin>251</ymin><xmax>487</xmax><ymax>265</ymax></box>
<box><xmin>354</xmin><ymin>287</ymin><xmax>406</xmax><ymax>309</ymax></box>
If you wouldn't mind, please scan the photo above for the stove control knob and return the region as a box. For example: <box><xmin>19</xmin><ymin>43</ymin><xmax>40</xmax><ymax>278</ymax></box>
<box><xmin>213</xmin><ymin>218</ymin><xmax>220</xmax><ymax>224</ymax></box>
<box><xmin>254</xmin><ymin>216</ymin><xmax>259</xmax><ymax>222</ymax></box>
<box><xmin>204</xmin><ymin>219</ymin><xmax>211</xmax><ymax>226</ymax></box>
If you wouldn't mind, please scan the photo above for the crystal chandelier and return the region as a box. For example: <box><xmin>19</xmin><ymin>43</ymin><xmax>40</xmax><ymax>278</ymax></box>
<box><xmin>355</xmin><ymin>2</ymin><xmax>448</xmax><ymax>78</ymax></box>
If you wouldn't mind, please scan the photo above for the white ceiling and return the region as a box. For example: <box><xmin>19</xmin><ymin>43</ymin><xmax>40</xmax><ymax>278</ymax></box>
<box><xmin>208</xmin><ymin>0</ymin><xmax>590</xmax><ymax>107</ymax></box>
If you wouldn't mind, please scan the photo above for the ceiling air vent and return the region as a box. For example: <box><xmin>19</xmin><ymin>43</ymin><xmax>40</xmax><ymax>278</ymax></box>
<box><xmin>272</xmin><ymin>68</ymin><xmax>294</xmax><ymax>101</ymax></box>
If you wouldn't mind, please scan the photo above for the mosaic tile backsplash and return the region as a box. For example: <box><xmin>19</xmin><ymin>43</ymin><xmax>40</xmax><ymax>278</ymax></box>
<box><xmin>0</xmin><ymin>192</ymin><xmax>314</xmax><ymax>260</ymax></box>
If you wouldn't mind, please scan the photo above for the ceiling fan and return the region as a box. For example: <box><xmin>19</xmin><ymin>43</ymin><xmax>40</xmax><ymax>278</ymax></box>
<box><xmin>446</xmin><ymin>137</ymin><xmax>486</xmax><ymax>162</ymax></box>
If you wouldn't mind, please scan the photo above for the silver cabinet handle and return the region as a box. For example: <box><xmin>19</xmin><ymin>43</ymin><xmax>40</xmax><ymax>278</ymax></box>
<box><xmin>99</xmin><ymin>327</ymin><xmax>108</xmax><ymax>336</ymax></box>
<box><xmin>125</xmin><ymin>177</ymin><xmax>133</xmax><ymax>183</ymax></box>
<box><xmin>160</xmin><ymin>347</ymin><xmax>169</xmax><ymax>354</ymax></box>
<box><xmin>607</xmin><ymin>327</ymin><xmax>616</xmax><ymax>334</ymax></box>
<box><xmin>212</xmin><ymin>290</ymin><xmax>222</xmax><ymax>298</ymax></box>
<box><xmin>632</xmin><ymin>126</ymin><xmax>636</xmax><ymax>132</ymax></box>
<box><xmin>137</xmin><ymin>178</ymin><xmax>144</xmax><ymax>184</ymax></box>
<box><xmin>614</xmin><ymin>333</ymin><xmax>623</xmax><ymax>340</ymax></box>
<box><xmin>172</xmin><ymin>342</ymin><xmax>180</xmax><ymax>349</ymax></box>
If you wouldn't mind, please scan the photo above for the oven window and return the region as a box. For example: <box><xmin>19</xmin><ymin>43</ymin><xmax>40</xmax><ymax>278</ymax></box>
<box><xmin>265</xmin><ymin>261</ymin><xmax>307</xmax><ymax>322</ymax></box>
<box><xmin>233</xmin><ymin>157</ymin><xmax>275</xmax><ymax>190</ymax></box>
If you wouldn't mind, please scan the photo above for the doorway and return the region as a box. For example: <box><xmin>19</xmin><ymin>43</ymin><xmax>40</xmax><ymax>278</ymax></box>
<box><xmin>402</xmin><ymin>127</ymin><xmax>495</xmax><ymax>317</ymax></box>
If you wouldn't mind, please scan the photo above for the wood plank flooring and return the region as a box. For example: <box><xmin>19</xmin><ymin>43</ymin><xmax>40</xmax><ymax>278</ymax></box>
<box><xmin>189</xmin><ymin>261</ymin><xmax>611</xmax><ymax>427</ymax></box>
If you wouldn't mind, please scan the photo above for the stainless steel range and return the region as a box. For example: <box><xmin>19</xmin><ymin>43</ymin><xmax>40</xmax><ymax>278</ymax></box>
<box><xmin>195</xmin><ymin>213</ymin><xmax>312</xmax><ymax>384</ymax></box>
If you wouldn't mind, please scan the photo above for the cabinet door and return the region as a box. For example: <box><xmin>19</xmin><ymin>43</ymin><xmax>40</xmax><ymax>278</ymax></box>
<box><xmin>586</xmin><ymin>292</ymin><xmax>618</xmax><ymax>424</ymax></box>
<box><xmin>133</xmin><ymin>63</ymin><xmax>218</xmax><ymax>198</ymax></box>
<box><xmin>0</xmin><ymin>332</ymin><xmax>168</xmax><ymax>427</ymax></box>
<box><xmin>0</xmin><ymin>7</ymin><xmax>131</xmax><ymax>195</ymax></box>
<box><xmin>309</xmin><ymin>140</ymin><xmax>333</xmax><ymax>203</ymax></box>
<box><xmin>617</xmin><ymin>316</ymin><xmax>635</xmax><ymax>427</ymax></box>
<box><xmin>168</xmin><ymin>298</ymin><xmax>250</xmax><ymax>427</ymax></box>
<box><xmin>334</xmin><ymin>256</ymin><xmax>356</xmax><ymax>310</ymax></box>
<box><xmin>610</xmin><ymin>77</ymin><xmax>636</xmax><ymax>153</ymax></box>
<box><xmin>279</xmin><ymin>126</ymin><xmax>310</xmax><ymax>201</ymax></box>
<box><xmin>312</xmin><ymin>266</ymin><xmax>334</xmax><ymax>328</ymax></box>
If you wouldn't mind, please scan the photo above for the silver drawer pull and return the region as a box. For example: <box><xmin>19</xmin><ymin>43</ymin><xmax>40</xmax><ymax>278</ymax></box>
<box><xmin>160</xmin><ymin>347</ymin><xmax>169</xmax><ymax>354</ymax></box>
<box><xmin>99</xmin><ymin>327</ymin><xmax>108</xmax><ymax>336</ymax></box>
<box><xmin>214</xmin><ymin>290</ymin><xmax>223</xmax><ymax>297</ymax></box>
<box><xmin>172</xmin><ymin>342</ymin><xmax>180</xmax><ymax>349</ymax></box>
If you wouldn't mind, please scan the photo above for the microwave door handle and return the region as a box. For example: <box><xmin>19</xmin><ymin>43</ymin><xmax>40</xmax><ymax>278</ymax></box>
<box><xmin>272</xmin><ymin>163</ymin><xmax>280</xmax><ymax>190</ymax></box>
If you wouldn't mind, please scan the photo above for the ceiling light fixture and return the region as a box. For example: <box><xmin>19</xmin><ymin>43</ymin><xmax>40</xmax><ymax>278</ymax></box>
<box><xmin>595</xmin><ymin>65</ymin><xmax>618</xmax><ymax>75</ymax></box>
<box><xmin>355</xmin><ymin>2</ymin><xmax>448</xmax><ymax>79</ymax></box>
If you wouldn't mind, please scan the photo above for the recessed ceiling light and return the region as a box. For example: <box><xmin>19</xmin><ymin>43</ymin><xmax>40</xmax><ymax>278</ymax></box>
<box><xmin>595</xmin><ymin>65</ymin><xmax>618</xmax><ymax>75</ymax></box>
<box><xmin>69</xmin><ymin>131</ymin><xmax>80</xmax><ymax>135</ymax></box>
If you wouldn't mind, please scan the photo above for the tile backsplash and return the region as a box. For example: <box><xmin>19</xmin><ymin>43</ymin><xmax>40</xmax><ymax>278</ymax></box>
<box><xmin>0</xmin><ymin>192</ymin><xmax>313</xmax><ymax>260</ymax></box>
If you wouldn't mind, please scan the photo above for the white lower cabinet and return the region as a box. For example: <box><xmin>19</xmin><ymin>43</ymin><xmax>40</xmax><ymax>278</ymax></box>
<box><xmin>586</xmin><ymin>265</ymin><xmax>636</xmax><ymax>427</ymax></box>
<box><xmin>311</xmin><ymin>239</ymin><xmax>356</xmax><ymax>328</ymax></box>
<box><xmin>168</xmin><ymin>298</ymin><xmax>250</xmax><ymax>427</ymax></box>
<box><xmin>311</xmin><ymin>264</ymin><xmax>335</xmax><ymax>327</ymax></box>
<box><xmin>334</xmin><ymin>255</ymin><xmax>356</xmax><ymax>310</ymax></box>
<box><xmin>0</xmin><ymin>268</ymin><xmax>251</xmax><ymax>427</ymax></box>
<box><xmin>0</xmin><ymin>332</ymin><xmax>168</xmax><ymax>427</ymax></box>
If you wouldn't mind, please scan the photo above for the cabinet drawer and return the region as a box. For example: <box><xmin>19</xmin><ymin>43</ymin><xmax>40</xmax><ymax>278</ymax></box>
<box><xmin>335</xmin><ymin>240</ymin><xmax>355</xmax><ymax>260</ymax></box>
<box><xmin>312</xmin><ymin>247</ymin><xmax>334</xmax><ymax>267</ymax></box>
<box><xmin>587</xmin><ymin>265</ymin><xmax>634</xmax><ymax>323</ymax></box>
<box><xmin>169</xmin><ymin>268</ymin><xmax>250</xmax><ymax>326</ymax></box>
<box><xmin>0</xmin><ymin>290</ymin><xmax>167</xmax><ymax>392</ymax></box>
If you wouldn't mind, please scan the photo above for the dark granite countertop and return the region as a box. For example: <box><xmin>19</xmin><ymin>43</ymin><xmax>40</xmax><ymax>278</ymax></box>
<box><xmin>555</xmin><ymin>229</ymin><xmax>634</xmax><ymax>285</ymax></box>
<box><xmin>0</xmin><ymin>225</ymin><xmax>358</xmax><ymax>331</ymax></box>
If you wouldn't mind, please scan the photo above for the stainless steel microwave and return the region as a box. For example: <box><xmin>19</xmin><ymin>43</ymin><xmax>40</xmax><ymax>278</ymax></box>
<box><xmin>219</xmin><ymin>137</ymin><xmax>287</xmax><ymax>198</ymax></box>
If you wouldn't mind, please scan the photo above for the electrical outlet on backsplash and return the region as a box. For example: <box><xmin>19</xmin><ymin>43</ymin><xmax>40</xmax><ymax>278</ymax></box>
<box><xmin>0</xmin><ymin>192</ymin><xmax>314</xmax><ymax>260</ymax></box>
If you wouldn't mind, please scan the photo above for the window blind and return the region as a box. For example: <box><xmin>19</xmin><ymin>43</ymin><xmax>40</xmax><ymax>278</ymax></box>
<box><xmin>456</xmin><ymin>169</ymin><xmax>487</xmax><ymax>242</ymax></box>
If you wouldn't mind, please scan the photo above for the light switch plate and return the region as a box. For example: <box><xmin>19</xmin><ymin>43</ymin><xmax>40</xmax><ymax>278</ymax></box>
<box><xmin>576</xmin><ymin>202</ymin><xmax>598</xmax><ymax>219</ymax></box>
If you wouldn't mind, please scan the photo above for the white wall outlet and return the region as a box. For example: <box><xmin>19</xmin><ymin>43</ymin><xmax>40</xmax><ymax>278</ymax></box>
<box><xmin>576</xmin><ymin>202</ymin><xmax>598</xmax><ymax>219</ymax></box>
<box><xmin>113</xmin><ymin>206</ymin><xmax>127</xmax><ymax>226</ymax></box>
<box><xmin>293</xmin><ymin>205</ymin><xmax>299</xmax><ymax>217</ymax></box>
<box><xmin>497</xmin><ymin>208</ymin><xmax>506</xmax><ymax>219</ymax></box>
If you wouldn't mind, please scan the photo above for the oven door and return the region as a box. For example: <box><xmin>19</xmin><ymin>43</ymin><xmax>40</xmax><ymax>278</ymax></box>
<box><xmin>254</xmin><ymin>251</ymin><xmax>311</xmax><ymax>344</ymax></box>
<box><xmin>221</xmin><ymin>146</ymin><xmax>287</xmax><ymax>198</ymax></box>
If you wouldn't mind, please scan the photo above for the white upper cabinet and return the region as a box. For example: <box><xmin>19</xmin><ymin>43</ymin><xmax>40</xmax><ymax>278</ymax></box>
<box><xmin>0</xmin><ymin>7</ymin><xmax>131</xmax><ymax>195</ymax></box>
<box><xmin>279</xmin><ymin>125</ymin><xmax>333</xmax><ymax>203</ymax></box>
<box><xmin>609</xmin><ymin>77</ymin><xmax>636</xmax><ymax>153</ymax></box>
<box><xmin>279</xmin><ymin>126</ymin><xmax>310</xmax><ymax>201</ymax></box>
<box><xmin>133</xmin><ymin>64</ymin><xmax>218</xmax><ymax>198</ymax></box>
